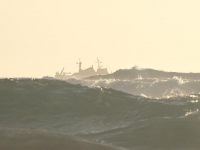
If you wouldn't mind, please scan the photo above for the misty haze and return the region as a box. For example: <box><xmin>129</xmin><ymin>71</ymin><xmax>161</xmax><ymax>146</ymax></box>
<box><xmin>1</xmin><ymin>1</ymin><xmax>200</xmax><ymax>150</ymax></box>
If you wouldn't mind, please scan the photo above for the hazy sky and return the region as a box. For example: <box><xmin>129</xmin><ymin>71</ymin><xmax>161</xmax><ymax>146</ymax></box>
<box><xmin>1</xmin><ymin>0</ymin><xmax>200</xmax><ymax>77</ymax></box>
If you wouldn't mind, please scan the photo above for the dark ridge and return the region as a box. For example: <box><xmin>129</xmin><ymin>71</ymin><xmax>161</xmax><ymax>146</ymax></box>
<box><xmin>86</xmin><ymin>67</ymin><xmax>200</xmax><ymax>80</ymax></box>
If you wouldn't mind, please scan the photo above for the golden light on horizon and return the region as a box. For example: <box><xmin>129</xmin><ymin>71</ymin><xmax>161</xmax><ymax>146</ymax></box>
<box><xmin>1</xmin><ymin>0</ymin><xmax>200</xmax><ymax>77</ymax></box>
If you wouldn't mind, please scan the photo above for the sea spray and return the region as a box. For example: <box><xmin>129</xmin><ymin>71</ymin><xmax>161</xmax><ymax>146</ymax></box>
<box><xmin>66</xmin><ymin>77</ymin><xmax>200</xmax><ymax>98</ymax></box>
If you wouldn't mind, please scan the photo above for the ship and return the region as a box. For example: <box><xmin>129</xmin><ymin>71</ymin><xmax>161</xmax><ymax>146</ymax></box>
<box><xmin>55</xmin><ymin>58</ymin><xmax>108</xmax><ymax>79</ymax></box>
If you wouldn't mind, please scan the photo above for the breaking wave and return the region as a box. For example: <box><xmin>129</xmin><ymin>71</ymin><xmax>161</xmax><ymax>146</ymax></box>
<box><xmin>66</xmin><ymin>76</ymin><xmax>200</xmax><ymax>98</ymax></box>
<box><xmin>0</xmin><ymin>78</ymin><xmax>200</xmax><ymax>150</ymax></box>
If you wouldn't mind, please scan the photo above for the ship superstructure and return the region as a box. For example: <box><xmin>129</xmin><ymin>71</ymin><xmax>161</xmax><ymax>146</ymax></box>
<box><xmin>72</xmin><ymin>59</ymin><xmax>96</xmax><ymax>79</ymax></box>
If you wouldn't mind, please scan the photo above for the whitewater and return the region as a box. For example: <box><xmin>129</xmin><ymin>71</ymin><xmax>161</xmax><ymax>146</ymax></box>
<box><xmin>0</xmin><ymin>78</ymin><xmax>200</xmax><ymax>150</ymax></box>
<box><xmin>66</xmin><ymin>76</ymin><xmax>200</xmax><ymax>98</ymax></box>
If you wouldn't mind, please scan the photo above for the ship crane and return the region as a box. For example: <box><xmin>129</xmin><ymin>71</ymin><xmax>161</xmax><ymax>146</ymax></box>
<box><xmin>60</xmin><ymin>68</ymin><xmax>65</xmax><ymax>75</ymax></box>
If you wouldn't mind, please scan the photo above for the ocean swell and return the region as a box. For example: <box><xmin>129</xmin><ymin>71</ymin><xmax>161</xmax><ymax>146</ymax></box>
<box><xmin>0</xmin><ymin>79</ymin><xmax>200</xmax><ymax>150</ymax></box>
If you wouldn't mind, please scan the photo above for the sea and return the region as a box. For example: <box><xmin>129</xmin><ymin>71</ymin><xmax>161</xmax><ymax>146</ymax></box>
<box><xmin>0</xmin><ymin>77</ymin><xmax>200</xmax><ymax>150</ymax></box>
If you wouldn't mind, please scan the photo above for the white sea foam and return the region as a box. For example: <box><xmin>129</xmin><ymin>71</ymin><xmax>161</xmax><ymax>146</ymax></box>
<box><xmin>66</xmin><ymin>77</ymin><xmax>200</xmax><ymax>98</ymax></box>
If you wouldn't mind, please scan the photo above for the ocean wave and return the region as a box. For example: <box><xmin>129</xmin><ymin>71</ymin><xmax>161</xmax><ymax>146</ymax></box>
<box><xmin>66</xmin><ymin>77</ymin><xmax>200</xmax><ymax>98</ymax></box>
<box><xmin>0</xmin><ymin>79</ymin><xmax>200</xmax><ymax>150</ymax></box>
<box><xmin>0</xmin><ymin>128</ymin><xmax>122</xmax><ymax>150</ymax></box>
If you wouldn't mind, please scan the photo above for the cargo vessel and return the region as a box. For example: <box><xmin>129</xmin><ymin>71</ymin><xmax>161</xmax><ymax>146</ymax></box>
<box><xmin>55</xmin><ymin>58</ymin><xmax>108</xmax><ymax>79</ymax></box>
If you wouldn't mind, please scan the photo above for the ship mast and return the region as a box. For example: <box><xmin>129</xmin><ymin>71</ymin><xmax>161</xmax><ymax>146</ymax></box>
<box><xmin>96</xmin><ymin>58</ymin><xmax>102</xmax><ymax>70</ymax></box>
<box><xmin>76</xmin><ymin>59</ymin><xmax>82</xmax><ymax>73</ymax></box>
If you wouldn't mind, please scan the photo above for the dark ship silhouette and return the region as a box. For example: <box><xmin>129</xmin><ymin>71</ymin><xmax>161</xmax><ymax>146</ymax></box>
<box><xmin>55</xmin><ymin>58</ymin><xmax>108</xmax><ymax>79</ymax></box>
